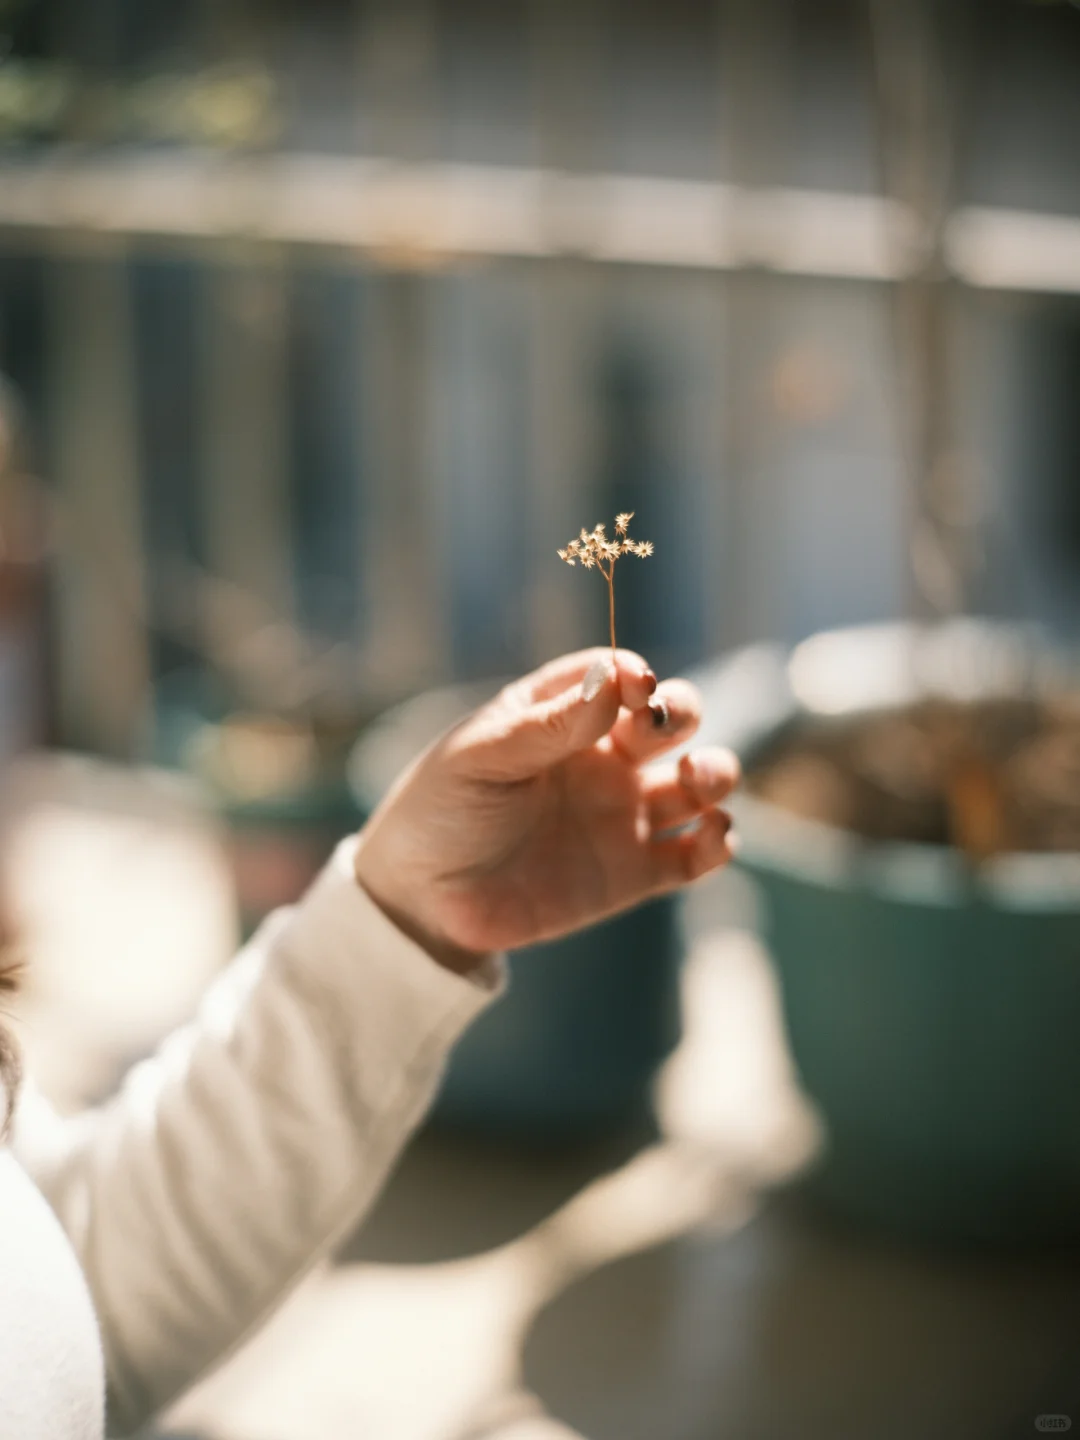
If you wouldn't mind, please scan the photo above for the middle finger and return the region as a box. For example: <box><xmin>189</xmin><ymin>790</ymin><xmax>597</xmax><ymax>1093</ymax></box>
<box><xmin>605</xmin><ymin>677</ymin><xmax>702</xmax><ymax>765</ymax></box>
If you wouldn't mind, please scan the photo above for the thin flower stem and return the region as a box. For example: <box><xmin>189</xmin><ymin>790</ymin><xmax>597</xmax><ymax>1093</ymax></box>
<box><xmin>556</xmin><ymin>512</ymin><xmax>652</xmax><ymax>655</ymax></box>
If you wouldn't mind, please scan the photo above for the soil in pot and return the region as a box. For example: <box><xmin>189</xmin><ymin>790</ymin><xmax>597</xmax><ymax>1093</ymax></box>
<box><xmin>745</xmin><ymin>695</ymin><xmax>1080</xmax><ymax>858</ymax></box>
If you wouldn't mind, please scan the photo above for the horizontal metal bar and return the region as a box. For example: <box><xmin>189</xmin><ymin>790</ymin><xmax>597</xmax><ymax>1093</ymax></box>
<box><xmin>0</xmin><ymin>151</ymin><xmax>1077</xmax><ymax>293</ymax></box>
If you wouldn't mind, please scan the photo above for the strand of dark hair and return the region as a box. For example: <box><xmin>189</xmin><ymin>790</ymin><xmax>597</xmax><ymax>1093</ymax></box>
<box><xmin>0</xmin><ymin>955</ymin><xmax>23</xmax><ymax>1139</ymax></box>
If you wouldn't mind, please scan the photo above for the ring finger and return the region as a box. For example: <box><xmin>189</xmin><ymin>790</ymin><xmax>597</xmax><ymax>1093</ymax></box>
<box><xmin>643</xmin><ymin>748</ymin><xmax>741</xmax><ymax>830</ymax></box>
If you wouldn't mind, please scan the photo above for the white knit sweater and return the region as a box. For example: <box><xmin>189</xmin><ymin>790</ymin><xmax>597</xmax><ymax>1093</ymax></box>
<box><xmin>2</xmin><ymin>838</ymin><xmax>503</xmax><ymax>1439</ymax></box>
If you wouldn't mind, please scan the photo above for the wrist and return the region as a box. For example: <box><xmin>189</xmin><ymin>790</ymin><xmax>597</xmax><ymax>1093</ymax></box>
<box><xmin>352</xmin><ymin>841</ymin><xmax>489</xmax><ymax>977</ymax></box>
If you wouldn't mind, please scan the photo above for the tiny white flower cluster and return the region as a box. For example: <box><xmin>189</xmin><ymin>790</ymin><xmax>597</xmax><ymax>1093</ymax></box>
<box><xmin>556</xmin><ymin>512</ymin><xmax>653</xmax><ymax>651</ymax></box>
<box><xmin>557</xmin><ymin>512</ymin><xmax>654</xmax><ymax>569</ymax></box>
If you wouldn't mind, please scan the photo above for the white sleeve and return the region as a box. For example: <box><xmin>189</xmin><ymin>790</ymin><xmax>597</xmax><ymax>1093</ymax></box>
<box><xmin>9</xmin><ymin>837</ymin><xmax>505</xmax><ymax>1436</ymax></box>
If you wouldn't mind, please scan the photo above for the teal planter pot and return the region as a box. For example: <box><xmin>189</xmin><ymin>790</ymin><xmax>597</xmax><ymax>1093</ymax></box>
<box><xmin>743</xmin><ymin>820</ymin><xmax>1080</xmax><ymax>1243</ymax></box>
<box><xmin>693</xmin><ymin>623</ymin><xmax>1080</xmax><ymax>1244</ymax></box>
<box><xmin>432</xmin><ymin>895</ymin><xmax>681</xmax><ymax>1137</ymax></box>
<box><xmin>151</xmin><ymin>670</ymin><xmax>366</xmax><ymax>933</ymax></box>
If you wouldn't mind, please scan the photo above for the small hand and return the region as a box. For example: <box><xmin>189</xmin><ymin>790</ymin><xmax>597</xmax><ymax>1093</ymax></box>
<box><xmin>353</xmin><ymin>649</ymin><xmax>740</xmax><ymax>972</ymax></box>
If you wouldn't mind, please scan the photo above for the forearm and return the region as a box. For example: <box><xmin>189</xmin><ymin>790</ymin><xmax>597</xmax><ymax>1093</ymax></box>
<box><xmin>12</xmin><ymin>839</ymin><xmax>502</xmax><ymax>1435</ymax></box>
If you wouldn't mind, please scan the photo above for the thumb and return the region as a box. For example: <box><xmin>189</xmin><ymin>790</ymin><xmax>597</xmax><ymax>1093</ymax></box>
<box><xmin>461</xmin><ymin>657</ymin><xmax>620</xmax><ymax>780</ymax></box>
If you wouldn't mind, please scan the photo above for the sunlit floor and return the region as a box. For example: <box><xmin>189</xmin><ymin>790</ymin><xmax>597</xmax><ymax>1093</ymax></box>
<box><xmin>7</xmin><ymin>756</ymin><xmax>1080</xmax><ymax>1440</ymax></box>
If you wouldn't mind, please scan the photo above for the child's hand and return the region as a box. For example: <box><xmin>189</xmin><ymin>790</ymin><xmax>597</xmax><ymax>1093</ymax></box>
<box><xmin>353</xmin><ymin>648</ymin><xmax>740</xmax><ymax>972</ymax></box>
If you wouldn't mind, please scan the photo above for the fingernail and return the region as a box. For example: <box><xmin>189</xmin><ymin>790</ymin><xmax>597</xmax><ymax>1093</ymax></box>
<box><xmin>648</xmin><ymin>697</ymin><xmax>670</xmax><ymax>728</ymax></box>
<box><xmin>642</xmin><ymin>668</ymin><xmax>657</xmax><ymax>695</ymax></box>
<box><xmin>726</xmin><ymin>829</ymin><xmax>742</xmax><ymax>857</ymax></box>
<box><xmin>683</xmin><ymin>753</ymin><xmax>715</xmax><ymax>788</ymax></box>
<box><xmin>582</xmin><ymin>659</ymin><xmax>613</xmax><ymax>703</ymax></box>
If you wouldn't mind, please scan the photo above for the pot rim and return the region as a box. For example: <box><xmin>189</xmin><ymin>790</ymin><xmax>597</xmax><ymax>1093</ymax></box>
<box><xmin>691</xmin><ymin>619</ymin><xmax>1080</xmax><ymax>912</ymax></box>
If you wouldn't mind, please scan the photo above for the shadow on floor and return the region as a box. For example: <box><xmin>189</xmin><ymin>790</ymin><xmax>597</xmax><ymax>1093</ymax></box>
<box><xmin>521</xmin><ymin>1188</ymin><xmax>1080</xmax><ymax>1440</ymax></box>
<box><xmin>337</xmin><ymin>1116</ymin><xmax>659</xmax><ymax>1267</ymax></box>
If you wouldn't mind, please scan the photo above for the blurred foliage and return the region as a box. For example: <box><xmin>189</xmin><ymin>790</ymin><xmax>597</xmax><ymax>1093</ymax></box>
<box><xmin>0</xmin><ymin>57</ymin><xmax>277</xmax><ymax>146</ymax></box>
<box><xmin>0</xmin><ymin>59</ymin><xmax>71</xmax><ymax>136</ymax></box>
<box><xmin>126</xmin><ymin>64</ymin><xmax>278</xmax><ymax>148</ymax></box>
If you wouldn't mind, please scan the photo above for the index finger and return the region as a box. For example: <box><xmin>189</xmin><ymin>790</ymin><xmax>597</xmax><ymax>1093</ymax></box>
<box><xmin>506</xmin><ymin>648</ymin><xmax>657</xmax><ymax>712</ymax></box>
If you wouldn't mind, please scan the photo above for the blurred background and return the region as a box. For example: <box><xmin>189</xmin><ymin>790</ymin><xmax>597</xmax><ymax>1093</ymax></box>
<box><xmin>0</xmin><ymin>1</ymin><xmax>1079</xmax><ymax>1437</ymax></box>
<box><xmin>0</xmin><ymin>0</ymin><xmax>1078</xmax><ymax>760</ymax></box>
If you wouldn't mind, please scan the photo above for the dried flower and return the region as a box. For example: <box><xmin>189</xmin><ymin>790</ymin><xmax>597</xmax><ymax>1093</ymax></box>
<box><xmin>556</xmin><ymin>510</ymin><xmax>654</xmax><ymax>654</ymax></box>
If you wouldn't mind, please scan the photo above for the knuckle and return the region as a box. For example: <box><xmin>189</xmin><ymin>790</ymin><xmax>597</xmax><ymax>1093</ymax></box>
<box><xmin>496</xmin><ymin>679</ymin><xmax>527</xmax><ymax>714</ymax></box>
<box><xmin>683</xmin><ymin>846</ymin><xmax>707</xmax><ymax>883</ymax></box>
<box><xmin>538</xmin><ymin>700</ymin><xmax>572</xmax><ymax>744</ymax></box>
